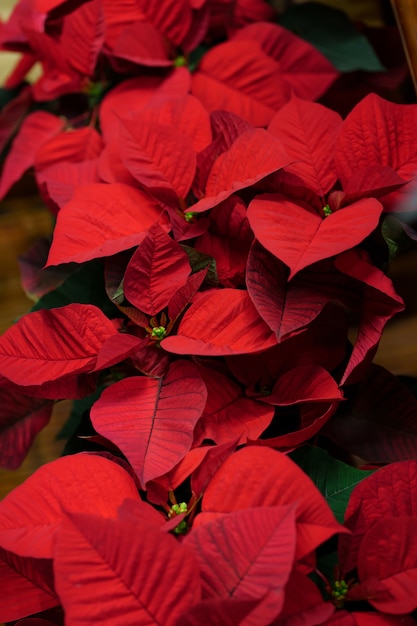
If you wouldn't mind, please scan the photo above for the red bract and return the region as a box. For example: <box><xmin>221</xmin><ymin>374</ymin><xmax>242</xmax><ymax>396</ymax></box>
<box><xmin>90</xmin><ymin>360</ymin><xmax>207</xmax><ymax>488</ymax></box>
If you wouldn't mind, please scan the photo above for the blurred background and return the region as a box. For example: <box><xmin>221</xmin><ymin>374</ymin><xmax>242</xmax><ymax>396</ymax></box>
<box><xmin>0</xmin><ymin>0</ymin><xmax>417</xmax><ymax>499</ymax></box>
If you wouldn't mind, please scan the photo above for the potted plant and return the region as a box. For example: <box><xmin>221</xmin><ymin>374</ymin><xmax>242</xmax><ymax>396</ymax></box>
<box><xmin>0</xmin><ymin>1</ymin><xmax>417</xmax><ymax>624</ymax></box>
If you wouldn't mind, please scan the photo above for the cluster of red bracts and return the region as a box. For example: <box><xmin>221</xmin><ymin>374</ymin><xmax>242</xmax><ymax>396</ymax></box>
<box><xmin>1</xmin><ymin>0</ymin><xmax>417</xmax><ymax>624</ymax></box>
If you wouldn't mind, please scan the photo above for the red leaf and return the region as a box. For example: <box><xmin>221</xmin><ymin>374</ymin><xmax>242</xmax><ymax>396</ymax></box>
<box><xmin>276</xmin><ymin>567</ymin><xmax>335</xmax><ymax>625</ymax></box>
<box><xmin>193</xmin><ymin>366</ymin><xmax>274</xmax><ymax>446</ymax></box>
<box><xmin>268</xmin><ymin>96</ymin><xmax>342</xmax><ymax>198</ymax></box>
<box><xmin>60</xmin><ymin>0</ymin><xmax>105</xmax><ymax>76</ymax></box>
<box><xmin>161</xmin><ymin>289</ymin><xmax>277</xmax><ymax>356</ymax></box>
<box><xmin>266</xmin><ymin>365</ymin><xmax>343</xmax><ymax>406</ymax></box>
<box><xmin>0</xmin><ymin>86</ymin><xmax>32</xmax><ymax>155</ymax></box>
<box><xmin>34</xmin><ymin>126</ymin><xmax>103</xmax><ymax>171</ymax></box>
<box><xmin>335</xmin><ymin>94</ymin><xmax>417</xmax><ymax>211</ymax></box>
<box><xmin>46</xmin><ymin>183</ymin><xmax>169</xmax><ymax>265</ymax></box>
<box><xmin>0</xmin><ymin>380</ymin><xmax>53</xmax><ymax>469</ymax></box>
<box><xmin>177</xmin><ymin>597</ymin><xmax>261</xmax><ymax>626</ymax></box>
<box><xmin>136</xmin><ymin>0</ymin><xmax>193</xmax><ymax>47</ymax></box>
<box><xmin>0</xmin><ymin>550</ymin><xmax>57</xmax><ymax>623</ymax></box>
<box><xmin>119</xmin><ymin>115</ymin><xmax>196</xmax><ymax>200</ymax></box>
<box><xmin>232</xmin><ymin>23</ymin><xmax>339</xmax><ymax>101</ymax></box>
<box><xmin>54</xmin><ymin>511</ymin><xmax>201</xmax><ymax>625</ymax></box>
<box><xmin>199</xmin><ymin>446</ymin><xmax>344</xmax><ymax>560</ymax></box>
<box><xmin>185</xmin><ymin>505</ymin><xmax>296</xmax><ymax>625</ymax></box>
<box><xmin>0</xmin><ymin>111</ymin><xmax>63</xmax><ymax>199</ymax></box>
<box><xmin>247</xmin><ymin>194</ymin><xmax>384</xmax><ymax>278</ymax></box>
<box><xmin>0</xmin><ymin>453</ymin><xmax>139</xmax><ymax>559</ymax></box>
<box><xmin>0</xmin><ymin>304</ymin><xmax>118</xmax><ymax>387</ymax></box>
<box><xmin>18</xmin><ymin>237</ymin><xmax>75</xmax><ymax>300</ymax></box>
<box><xmin>191</xmin><ymin>129</ymin><xmax>291</xmax><ymax>213</ymax></box>
<box><xmin>191</xmin><ymin>40</ymin><xmax>291</xmax><ymax>127</ymax></box>
<box><xmin>357</xmin><ymin>517</ymin><xmax>417</xmax><ymax>614</ymax></box>
<box><xmin>339</xmin><ymin>458</ymin><xmax>417</xmax><ymax>576</ymax></box>
<box><xmin>98</xmin><ymin>69</ymin><xmax>191</xmax><ymax>142</ymax></box>
<box><xmin>112</xmin><ymin>19</ymin><xmax>172</xmax><ymax>67</ymax></box>
<box><xmin>93</xmin><ymin>333</ymin><xmax>144</xmax><ymax>372</ymax></box>
<box><xmin>168</xmin><ymin>268</ymin><xmax>208</xmax><ymax>323</ymax></box>
<box><xmin>90</xmin><ymin>360</ymin><xmax>207</xmax><ymax>488</ymax></box>
<box><xmin>124</xmin><ymin>224</ymin><xmax>190</xmax><ymax>315</ymax></box>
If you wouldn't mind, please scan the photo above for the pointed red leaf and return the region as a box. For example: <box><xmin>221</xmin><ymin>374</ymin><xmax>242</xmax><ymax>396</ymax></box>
<box><xmin>112</xmin><ymin>19</ymin><xmax>172</xmax><ymax>67</ymax></box>
<box><xmin>177</xmin><ymin>596</ymin><xmax>261</xmax><ymax>626</ymax></box>
<box><xmin>46</xmin><ymin>183</ymin><xmax>169</xmax><ymax>265</ymax></box>
<box><xmin>0</xmin><ymin>304</ymin><xmax>119</xmax><ymax>387</ymax></box>
<box><xmin>93</xmin><ymin>333</ymin><xmax>144</xmax><ymax>372</ymax></box>
<box><xmin>191</xmin><ymin>129</ymin><xmax>291</xmax><ymax>213</ymax></box>
<box><xmin>161</xmin><ymin>289</ymin><xmax>277</xmax><ymax>356</ymax></box>
<box><xmin>54</xmin><ymin>511</ymin><xmax>201</xmax><ymax>625</ymax></box>
<box><xmin>0</xmin><ymin>86</ymin><xmax>32</xmax><ymax>155</ymax></box>
<box><xmin>18</xmin><ymin>237</ymin><xmax>75</xmax><ymax>300</ymax></box>
<box><xmin>232</xmin><ymin>22</ymin><xmax>339</xmax><ymax>101</ymax></box>
<box><xmin>338</xmin><ymin>458</ymin><xmax>417</xmax><ymax>576</ymax></box>
<box><xmin>268</xmin><ymin>96</ymin><xmax>342</xmax><ymax>198</ymax></box>
<box><xmin>276</xmin><ymin>567</ymin><xmax>335</xmax><ymax>626</ymax></box>
<box><xmin>0</xmin><ymin>381</ymin><xmax>53</xmax><ymax>469</ymax></box>
<box><xmin>59</xmin><ymin>0</ymin><xmax>105</xmax><ymax>76</ymax></box>
<box><xmin>0</xmin><ymin>453</ymin><xmax>139</xmax><ymax>559</ymax></box>
<box><xmin>0</xmin><ymin>111</ymin><xmax>64</xmax><ymax>199</ymax></box>
<box><xmin>136</xmin><ymin>0</ymin><xmax>192</xmax><ymax>47</ymax></box>
<box><xmin>185</xmin><ymin>505</ymin><xmax>296</xmax><ymax>625</ymax></box>
<box><xmin>191</xmin><ymin>40</ymin><xmax>291</xmax><ymax>127</ymax></box>
<box><xmin>90</xmin><ymin>360</ymin><xmax>207</xmax><ymax>488</ymax></box>
<box><xmin>336</xmin><ymin>94</ymin><xmax>417</xmax><ymax>196</ymax></box>
<box><xmin>168</xmin><ymin>268</ymin><xmax>208</xmax><ymax>323</ymax></box>
<box><xmin>266</xmin><ymin>366</ymin><xmax>343</xmax><ymax>405</ymax></box>
<box><xmin>193</xmin><ymin>366</ymin><xmax>274</xmax><ymax>446</ymax></box>
<box><xmin>119</xmin><ymin>115</ymin><xmax>196</xmax><ymax>200</ymax></box>
<box><xmin>0</xmin><ymin>550</ymin><xmax>57</xmax><ymax>623</ymax></box>
<box><xmin>247</xmin><ymin>194</ymin><xmax>384</xmax><ymax>278</ymax></box>
<box><xmin>124</xmin><ymin>224</ymin><xmax>191</xmax><ymax>315</ymax></box>
<box><xmin>357</xmin><ymin>517</ymin><xmax>417</xmax><ymax>614</ymax></box>
<box><xmin>199</xmin><ymin>446</ymin><xmax>344</xmax><ymax>560</ymax></box>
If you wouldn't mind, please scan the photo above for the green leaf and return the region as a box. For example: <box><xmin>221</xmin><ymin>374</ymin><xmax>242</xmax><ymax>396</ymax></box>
<box><xmin>279</xmin><ymin>2</ymin><xmax>386</xmax><ymax>73</ymax></box>
<box><xmin>31</xmin><ymin>260</ymin><xmax>120</xmax><ymax>318</ymax></box>
<box><xmin>289</xmin><ymin>446</ymin><xmax>373</xmax><ymax>523</ymax></box>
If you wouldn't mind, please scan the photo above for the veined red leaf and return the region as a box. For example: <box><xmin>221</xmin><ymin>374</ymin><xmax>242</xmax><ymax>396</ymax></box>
<box><xmin>268</xmin><ymin>96</ymin><xmax>342</xmax><ymax>198</ymax></box>
<box><xmin>351</xmin><ymin>612</ymin><xmax>417</xmax><ymax>625</ymax></box>
<box><xmin>191</xmin><ymin>128</ymin><xmax>291</xmax><ymax>213</ymax></box>
<box><xmin>161</xmin><ymin>289</ymin><xmax>277</xmax><ymax>356</ymax></box>
<box><xmin>0</xmin><ymin>304</ymin><xmax>118</xmax><ymax>387</ymax></box>
<box><xmin>247</xmin><ymin>194</ymin><xmax>384</xmax><ymax>278</ymax></box>
<box><xmin>60</xmin><ymin>0</ymin><xmax>105</xmax><ymax>76</ymax></box>
<box><xmin>193</xmin><ymin>366</ymin><xmax>274</xmax><ymax>446</ymax></box>
<box><xmin>112</xmin><ymin>19</ymin><xmax>172</xmax><ymax>67</ymax></box>
<box><xmin>98</xmin><ymin>69</ymin><xmax>191</xmax><ymax>142</ymax></box>
<box><xmin>93</xmin><ymin>333</ymin><xmax>144</xmax><ymax>372</ymax></box>
<box><xmin>141</xmin><ymin>95</ymin><xmax>212</xmax><ymax>154</ymax></box>
<box><xmin>0</xmin><ymin>381</ymin><xmax>53</xmax><ymax>469</ymax></box>
<box><xmin>54</xmin><ymin>511</ymin><xmax>201</xmax><ymax>625</ymax></box>
<box><xmin>265</xmin><ymin>365</ymin><xmax>343</xmax><ymax>405</ymax></box>
<box><xmin>167</xmin><ymin>268</ymin><xmax>208</xmax><ymax>323</ymax></box>
<box><xmin>119</xmin><ymin>115</ymin><xmax>196</xmax><ymax>200</ymax></box>
<box><xmin>34</xmin><ymin>126</ymin><xmax>103</xmax><ymax>171</ymax></box>
<box><xmin>199</xmin><ymin>446</ymin><xmax>344</xmax><ymax>560</ymax></box>
<box><xmin>191</xmin><ymin>40</ymin><xmax>291</xmax><ymax>127</ymax></box>
<box><xmin>90</xmin><ymin>360</ymin><xmax>207</xmax><ymax>488</ymax></box>
<box><xmin>335</xmin><ymin>94</ymin><xmax>417</xmax><ymax>197</ymax></box>
<box><xmin>339</xmin><ymin>458</ymin><xmax>417</xmax><ymax>576</ymax></box>
<box><xmin>46</xmin><ymin>183</ymin><xmax>169</xmax><ymax>265</ymax></box>
<box><xmin>185</xmin><ymin>505</ymin><xmax>296</xmax><ymax>625</ymax></box>
<box><xmin>0</xmin><ymin>110</ymin><xmax>64</xmax><ymax>199</ymax></box>
<box><xmin>0</xmin><ymin>453</ymin><xmax>139</xmax><ymax>559</ymax></box>
<box><xmin>357</xmin><ymin>517</ymin><xmax>417</xmax><ymax>614</ymax></box>
<box><xmin>124</xmin><ymin>224</ymin><xmax>190</xmax><ymax>315</ymax></box>
<box><xmin>0</xmin><ymin>551</ymin><xmax>57</xmax><ymax>623</ymax></box>
<box><xmin>232</xmin><ymin>22</ymin><xmax>339</xmax><ymax>101</ymax></box>
<box><xmin>37</xmin><ymin>158</ymin><xmax>100</xmax><ymax>211</ymax></box>
<box><xmin>191</xmin><ymin>440</ymin><xmax>238</xmax><ymax>499</ymax></box>
<box><xmin>136</xmin><ymin>0</ymin><xmax>193</xmax><ymax>47</ymax></box>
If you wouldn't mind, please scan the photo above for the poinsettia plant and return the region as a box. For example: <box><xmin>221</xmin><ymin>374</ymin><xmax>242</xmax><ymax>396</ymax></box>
<box><xmin>1</xmin><ymin>0</ymin><xmax>417</xmax><ymax>624</ymax></box>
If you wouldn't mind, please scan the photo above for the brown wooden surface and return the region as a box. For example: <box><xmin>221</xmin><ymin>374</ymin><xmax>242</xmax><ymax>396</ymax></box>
<box><xmin>390</xmin><ymin>0</ymin><xmax>417</xmax><ymax>94</ymax></box>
